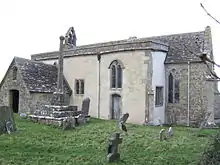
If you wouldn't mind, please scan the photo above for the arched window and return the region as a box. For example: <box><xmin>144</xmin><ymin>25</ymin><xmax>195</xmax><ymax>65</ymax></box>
<box><xmin>75</xmin><ymin>80</ymin><xmax>80</xmax><ymax>94</ymax></box>
<box><xmin>117</xmin><ymin>65</ymin><xmax>122</xmax><ymax>88</ymax></box>
<box><xmin>111</xmin><ymin>65</ymin><xmax>116</xmax><ymax>88</ymax></box>
<box><xmin>168</xmin><ymin>72</ymin><xmax>180</xmax><ymax>103</ymax></box>
<box><xmin>109</xmin><ymin>60</ymin><xmax>124</xmax><ymax>89</ymax></box>
<box><xmin>12</xmin><ymin>67</ymin><xmax>17</xmax><ymax>80</ymax></box>
<box><xmin>168</xmin><ymin>73</ymin><xmax>173</xmax><ymax>103</ymax></box>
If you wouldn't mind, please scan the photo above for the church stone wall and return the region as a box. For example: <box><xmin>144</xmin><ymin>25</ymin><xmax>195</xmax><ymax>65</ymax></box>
<box><xmin>99</xmin><ymin>50</ymin><xmax>147</xmax><ymax>124</ymax></box>
<box><xmin>29</xmin><ymin>93</ymin><xmax>53</xmax><ymax>112</ymax></box>
<box><xmin>214</xmin><ymin>93</ymin><xmax>220</xmax><ymax>119</ymax></box>
<box><xmin>165</xmin><ymin>63</ymin><xmax>215</xmax><ymax>126</ymax></box>
<box><xmin>40</xmin><ymin>50</ymin><xmax>148</xmax><ymax>124</ymax></box>
<box><xmin>0</xmin><ymin>63</ymin><xmax>32</xmax><ymax>114</ymax></box>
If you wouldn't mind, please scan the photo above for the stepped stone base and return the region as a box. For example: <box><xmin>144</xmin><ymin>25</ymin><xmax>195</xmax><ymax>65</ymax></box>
<box><xmin>30</xmin><ymin>104</ymin><xmax>90</xmax><ymax>130</ymax></box>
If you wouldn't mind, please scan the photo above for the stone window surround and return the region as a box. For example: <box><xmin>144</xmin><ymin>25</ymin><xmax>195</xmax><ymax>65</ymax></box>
<box><xmin>74</xmin><ymin>79</ymin><xmax>84</xmax><ymax>95</ymax></box>
<box><xmin>155</xmin><ymin>86</ymin><xmax>164</xmax><ymax>107</ymax></box>
<box><xmin>108</xmin><ymin>60</ymin><xmax>125</xmax><ymax>90</ymax></box>
<box><xmin>168</xmin><ymin>72</ymin><xmax>180</xmax><ymax>103</ymax></box>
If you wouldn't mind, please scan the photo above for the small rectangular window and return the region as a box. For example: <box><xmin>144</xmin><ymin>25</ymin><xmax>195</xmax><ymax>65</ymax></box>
<box><xmin>155</xmin><ymin>86</ymin><xmax>163</xmax><ymax>106</ymax></box>
<box><xmin>75</xmin><ymin>79</ymin><xmax>80</xmax><ymax>94</ymax></box>
<box><xmin>75</xmin><ymin>79</ymin><xmax>85</xmax><ymax>95</ymax></box>
<box><xmin>79</xmin><ymin>79</ymin><xmax>84</xmax><ymax>94</ymax></box>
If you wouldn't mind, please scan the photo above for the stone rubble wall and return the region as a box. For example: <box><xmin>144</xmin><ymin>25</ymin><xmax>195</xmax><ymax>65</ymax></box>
<box><xmin>165</xmin><ymin>63</ymin><xmax>216</xmax><ymax>126</ymax></box>
<box><xmin>0</xmin><ymin>62</ymin><xmax>72</xmax><ymax>115</ymax></box>
<box><xmin>214</xmin><ymin>93</ymin><xmax>220</xmax><ymax>119</ymax></box>
<box><xmin>0</xmin><ymin>62</ymin><xmax>32</xmax><ymax>114</ymax></box>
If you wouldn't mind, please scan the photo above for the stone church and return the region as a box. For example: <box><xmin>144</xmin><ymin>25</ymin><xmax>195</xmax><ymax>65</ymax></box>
<box><xmin>0</xmin><ymin>26</ymin><xmax>220</xmax><ymax>125</ymax></box>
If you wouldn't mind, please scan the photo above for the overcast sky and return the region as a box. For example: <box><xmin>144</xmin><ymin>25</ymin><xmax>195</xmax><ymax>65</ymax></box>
<box><xmin>0</xmin><ymin>0</ymin><xmax>219</xmax><ymax>82</ymax></box>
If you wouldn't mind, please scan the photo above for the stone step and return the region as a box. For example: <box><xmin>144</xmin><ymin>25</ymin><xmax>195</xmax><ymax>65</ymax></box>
<box><xmin>44</xmin><ymin>105</ymin><xmax>78</xmax><ymax>112</ymax></box>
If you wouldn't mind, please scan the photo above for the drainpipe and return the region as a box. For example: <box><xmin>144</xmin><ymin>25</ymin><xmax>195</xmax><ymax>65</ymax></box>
<box><xmin>187</xmin><ymin>61</ymin><xmax>190</xmax><ymax>126</ymax></box>
<box><xmin>97</xmin><ymin>53</ymin><xmax>101</xmax><ymax>118</ymax></box>
<box><xmin>145</xmin><ymin>82</ymin><xmax>149</xmax><ymax>123</ymax></box>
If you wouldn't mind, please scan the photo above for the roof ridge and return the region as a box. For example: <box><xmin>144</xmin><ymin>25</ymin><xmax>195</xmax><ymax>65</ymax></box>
<box><xmin>15</xmin><ymin>56</ymin><xmax>55</xmax><ymax>67</ymax></box>
<box><xmin>76</xmin><ymin>30</ymin><xmax>205</xmax><ymax>48</ymax></box>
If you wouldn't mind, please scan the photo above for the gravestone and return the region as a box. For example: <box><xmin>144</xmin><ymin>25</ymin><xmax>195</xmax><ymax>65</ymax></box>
<box><xmin>6</xmin><ymin>121</ymin><xmax>14</xmax><ymax>134</ymax></box>
<box><xmin>159</xmin><ymin>129</ymin><xmax>167</xmax><ymax>141</ymax></box>
<box><xmin>107</xmin><ymin>133</ymin><xmax>122</xmax><ymax>163</ymax></box>
<box><xmin>63</xmin><ymin>117</ymin><xmax>75</xmax><ymax>130</ymax></box>
<box><xmin>81</xmin><ymin>97</ymin><xmax>90</xmax><ymax>117</ymax></box>
<box><xmin>168</xmin><ymin>127</ymin><xmax>174</xmax><ymax>136</ymax></box>
<box><xmin>119</xmin><ymin>113</ymin><xmax>129</xmax><ymax>124</ymax></box>
<box><xmin>0</xmin><ymin>106</ymin><xmax>16</xmax><ymax>134</ymax></box>
<box><xmin>75</xmin><ymin>98</ymin><xmax>91</xmax><ymax>124</ymax></box>
<box><xmin>118</xmin><ymin>113</ymin><xmax>129</xmax><ymax>134</ymax></box>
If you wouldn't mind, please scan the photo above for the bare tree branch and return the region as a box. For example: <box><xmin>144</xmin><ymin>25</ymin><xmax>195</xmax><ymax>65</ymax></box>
<box><xmin>184</xmin><ymin>44</ymin><xmax>220</xmax><ymax>79</ymax></box>
<box><xmin>200</xmin><ymin>3</ymin><xmax>220</xmax><ymax>25</ymax></box>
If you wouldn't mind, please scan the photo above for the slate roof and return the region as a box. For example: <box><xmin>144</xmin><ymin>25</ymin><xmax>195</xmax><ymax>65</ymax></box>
<box><xmin>14</xmin><ymin>57</ymin><xmax>72</xmax><ymax>94</ymax></box>
<box><xmin>147</xmin><ymin>31</ymin><xmax>205</xmax><ymax>63</ymax></box>
<box><xmin>31</xmin><ymin>30</ymin><xmax>206</xmax><ymax>64</ymax></box>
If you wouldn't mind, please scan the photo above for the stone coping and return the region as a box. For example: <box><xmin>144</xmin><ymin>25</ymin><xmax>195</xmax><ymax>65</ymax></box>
<box><xmin>29</xmin><ymin>115</ymin><xmax>67</xmax><ymax>121</ymax></box>
<box><xmin>44</xmin><ymin>105</ymin><xmax>78</xmax><ymax>111</ymax></box>
<box><xmin>29</xmin><ymin>114</ymin><xmax>85</xmax><ymax>120</ymax></box>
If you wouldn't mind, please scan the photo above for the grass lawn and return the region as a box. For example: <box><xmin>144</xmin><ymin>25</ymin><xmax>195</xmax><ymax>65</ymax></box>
<box><xmin>0</xmin><ymin>115</ymin><xmax>218</xmax><ymax>165</ymax></box>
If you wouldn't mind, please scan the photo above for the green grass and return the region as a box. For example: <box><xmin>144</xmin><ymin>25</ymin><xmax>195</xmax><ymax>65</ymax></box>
<box><xmin>0</xmin><ymin>115</ymin><xmax>218</xmax><ymax>165</ymax></box>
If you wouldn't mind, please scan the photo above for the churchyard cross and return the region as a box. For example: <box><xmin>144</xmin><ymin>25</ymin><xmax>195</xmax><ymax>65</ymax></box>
<box><xmin>107</xmin><ymin>132</ymin><xmax>122</xmax><ymax>163</ymax></box>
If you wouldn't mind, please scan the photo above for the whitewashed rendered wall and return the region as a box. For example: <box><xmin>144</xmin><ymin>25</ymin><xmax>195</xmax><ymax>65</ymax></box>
<box><xmin>151</xmin><ymin>51</ymin><xmax>166</xmax><ymax>124</ymax></box>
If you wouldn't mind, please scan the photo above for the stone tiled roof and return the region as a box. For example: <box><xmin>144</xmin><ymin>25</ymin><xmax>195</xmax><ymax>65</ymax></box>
<box><xmin>147</xmin><ymin>31</ymin><xmax>205</xmax><ymax>63</ymax></box>
<box><xmin>14</xmin><ymin>57</ymin><xmax>72</xmax><ymax>94</ymax></box>
<box><xmin>31</xmin><ymin>30</ymin><xmax>206</xmax><ymax>64</ymax></box>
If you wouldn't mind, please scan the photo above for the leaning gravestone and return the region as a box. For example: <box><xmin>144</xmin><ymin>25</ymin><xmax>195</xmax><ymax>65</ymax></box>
<box><xmin>118</xmin><ymin>113</ymin><xmax>129</xmax><ymax>124</ymax></box>
<box><xmin>0</xmin><ymin>106</ymin><xmax>16</xmax><ymax>134</ymax></box>
<box><xmin>107</xmin><ymin>132</ymin><xmax>122</xmax><ymax>163</ymax></box>
<box><xmin>118</xmin><ymin>113</ymin><xmax>129</xmax><ymax>134</ymax></box>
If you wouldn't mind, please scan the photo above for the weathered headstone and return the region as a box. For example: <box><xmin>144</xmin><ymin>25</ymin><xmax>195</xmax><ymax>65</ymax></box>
<box><xmin>62</xmin><ymin>117</ymin><xmax>75</xmax><ymax>130</ymax></box>
<box><xmin>118</xmin><ymin>113</ymin><xmax>129</xmax><ymax>124</ymax></box>
<box><xmin>159</xmin><ymin>129</ymin><xmax>167</xmax><ymax>141</ymax></box>
<box><xmin>168</xmin><ymin>127</ymin><xmax>174</xmax><ymax>136</ymax></box>
<box><xmin>107</xmin><ymin>133</ymin><xmax>122</xmax><ymax>163</ymax></box>
<box><xmin>118</xmin><ymin>113</ymin><xmax>129</xmax><ymax>135</ymax></box>
<box><xmin>0</xmin><ymin>106</ymin><xmax>16</xmax><ymax>134</ymax></box>
<box><xmin>81</xmin><ymin>97</ymin><xmax>90</xmax><ymax>117</ymax></box>
<box><xmin>6</xmin><ymin>121</ymin><xmax>15</xmax><ymax>134</ymax></box>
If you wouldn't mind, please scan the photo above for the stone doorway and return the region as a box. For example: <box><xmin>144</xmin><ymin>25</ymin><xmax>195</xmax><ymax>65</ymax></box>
<box><xmin>9</xmin><ymin>90</ymin><xmax>19</xmax><ymax>113</ymax></box>
<box><xmin>111</xmin><ymin>94</ymin><xmax>122</xmax><ymax>119</ymax></box>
